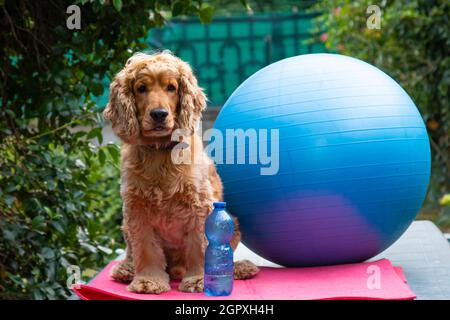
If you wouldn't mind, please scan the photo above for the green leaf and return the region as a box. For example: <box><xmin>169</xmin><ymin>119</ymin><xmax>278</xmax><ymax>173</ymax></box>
<box><xmin>44</xmin><ymin>286</ymin><xmax>55</xmax><ymax>297</ymax></box>
<box><xmin>4</xmin><ymin>229</ymin><xmax>16</xmax><ymax>241</ymax></box>
<box><xmin>32</xmin><ymin>215</ymin><xmax>46</xmax><ymax>229</ymax></box>
<box><xmin>172</xmin><ymin>0</ymin><xmax>185</xmax><ymax>16</ymax></box>
<box><xmin>5</xmin><ymin>109</ymin><xmax>15</xmax><ymax>117</ymax></box>
<box><xmin>81</xmin><ymin>243</ymin><xmax>97</xmax><ymax>253</ymax></box>
<box><xmin>5</xmin><ymin>183</ymin><xmax>16</xmax><ymax>193</ymax></box>
<box><xmin>33</xmin><ymin>290</ymin><xmax>45</xmax><ymax>300</ymax></box>
<box><xmin>98</xmin><ymin>148</ymin><xmax>106</xmax><ymax>165</ymax></box>
<box><xmin>198</xmin><ymin>4</ymin><xmax>215</xmax><ymax>24</ymax></box>
<box><xmin>41</xmin><ymin>247</ymin><xmax>55</xmax><ymax>259</ymax></box>
<box><xmin>43</xmin><ymin>206</ymin><xmax>53</xmax><ymax>217</ymax></box>
<box><xmin>46</xmin><ymin>179</ymin><xmax>57</xmax><ymax>191</ymax></box>
<box><xmin>106</xmin><ymin>144</ymin><xmax>120</xmax><ymax>163</ymax></box>
<box><xmin>91</xmin><ymin>81</ymin><xmax>104</xmax><ymax>96</ymax></box>
<box><xmin>440</xmin><ymin>194</ymin><xmax>450</xmax><ymax>206</ymax></box>
<box><xmin>113</xmin><ymin>0</ymin><xmax>122</xmax><ymax>11</ymax></box>
<box><xmin>87</xmin><ymin>127</ymin><xmax>103</xmax><ymax>145</ymax></box>
<box><xmin>97</xmin><ymin>245</ymin><xmax>113</xmax><ymax>255</ymax></box>
<box><xmin>4</xmin><ymin>195</ymin><xmax>15</xmax><ymax>207</ymax></box>
<box><xmin>51</xmin><ymin>221</ymin><xmax>65</xmax><ymax>234</ymax></box>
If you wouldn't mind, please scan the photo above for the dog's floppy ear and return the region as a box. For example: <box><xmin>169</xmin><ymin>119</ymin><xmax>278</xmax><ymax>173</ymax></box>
<box><xmin>103</xmin><ymin>70</ymin><xmax>139</xmax><ymax>144</ymax></box>
<box><xmin>177</xmin><ymin>61</ymin><xmax>207</xmax><ymax>134</ymax></box>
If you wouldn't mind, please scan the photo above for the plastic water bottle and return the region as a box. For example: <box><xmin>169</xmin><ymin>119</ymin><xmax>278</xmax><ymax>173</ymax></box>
<box><xmin>204</xmin><ymin>201</ymin><xmax>234</xmax><ymax>296</ymax></box>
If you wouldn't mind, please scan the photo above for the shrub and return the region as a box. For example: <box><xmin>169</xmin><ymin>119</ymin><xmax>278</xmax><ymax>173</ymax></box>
<box><xmin>312</xmin><ymin>0</ymin><xmax>450</xmax><ymax>230</ymax></box>
<box><xmin>0</xmin><ymin>0</ymin><xmax>215</xmax><ymax>299</ymax></box>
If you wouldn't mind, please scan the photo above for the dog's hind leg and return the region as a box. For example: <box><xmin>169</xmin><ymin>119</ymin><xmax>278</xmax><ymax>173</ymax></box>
<box><xmin>234</xmin><ymin>260</ymin><xmax>260</xmax><ymax>280</ymax></box>
<box><xmin>230</xmin><ymin>217</ymin><xmax>260</xmax><ymax>280</ymax></box>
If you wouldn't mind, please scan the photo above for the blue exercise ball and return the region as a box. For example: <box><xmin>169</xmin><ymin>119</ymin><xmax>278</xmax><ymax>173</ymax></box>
<box><xmin>212</xmin><ymin>54</ymin><xmax>431</xmax><ymax>267</ymax></box>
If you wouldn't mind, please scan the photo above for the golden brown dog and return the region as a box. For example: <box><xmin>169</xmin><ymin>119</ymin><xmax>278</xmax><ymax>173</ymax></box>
<box><xmin>103</xmin><ymin>52</ymin><xmax>259</xmax><ymax>294</ymax></box>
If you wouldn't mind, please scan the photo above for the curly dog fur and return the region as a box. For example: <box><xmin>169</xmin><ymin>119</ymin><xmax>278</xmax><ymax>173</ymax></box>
<box><xmin>103</xmin><ymin>52</ymin><xmax>259</xmax><ymax>294</ymax></box>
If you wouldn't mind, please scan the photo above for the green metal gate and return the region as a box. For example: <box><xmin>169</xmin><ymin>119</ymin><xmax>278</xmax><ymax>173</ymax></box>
<box><xmin>148</xmin><ymin>13</ymin><xmax>325</xmax><ymax>106</ymax></box>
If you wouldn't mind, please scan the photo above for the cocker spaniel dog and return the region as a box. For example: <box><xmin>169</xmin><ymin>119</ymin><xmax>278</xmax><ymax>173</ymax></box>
<box><xmin>103</xmin><ymin>52</ymin><xmax>259</xmax><ymax>294</ymax></box>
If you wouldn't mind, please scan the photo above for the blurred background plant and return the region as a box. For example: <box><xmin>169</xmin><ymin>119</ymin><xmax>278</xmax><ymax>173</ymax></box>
<box><xmin>210</xmin><ymin>0</ymin><xmax>315</xmax><ymax>15</ymax></box>
<box><xmin>311</xmin><ymin>0</ymin><xmax>450</xmax><ymax>231</ymax></box>
<box><xmin>0</xmin><ymin>0</ymin><xmax>214</xmax><ymax>300</ymax></box>
<box><xmin>1</xmin><ymin>0</ymin><xmax>448</xmax><ymax>300</ymax></box>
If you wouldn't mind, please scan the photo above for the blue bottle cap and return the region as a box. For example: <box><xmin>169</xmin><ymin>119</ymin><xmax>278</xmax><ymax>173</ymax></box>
<box><xmin>213</xmin><ymin>202</ymin><xmax>226</xmax><ymax>208</ymax></box>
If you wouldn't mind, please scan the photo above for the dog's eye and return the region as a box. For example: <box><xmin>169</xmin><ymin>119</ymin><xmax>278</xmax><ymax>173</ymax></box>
<box><xmin>167</xmin><ymin>84</ymin><xmax>176</xmax><ymax>92</ymax></box>
<box><xmin>137</xmin><ymin>85</ymin><xmax>146</xmax><ymax>93</ymax></box>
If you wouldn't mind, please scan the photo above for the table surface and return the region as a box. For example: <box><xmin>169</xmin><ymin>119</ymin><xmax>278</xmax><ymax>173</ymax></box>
<box><xmin>235</xmin><ymin>220</ymin><xmax>450</xmax><ymax>300</ymax></box>
<box><xmin>71</xmin><ymin>220</ymin><xmax>450</xmax><ymax>300</ymax></box>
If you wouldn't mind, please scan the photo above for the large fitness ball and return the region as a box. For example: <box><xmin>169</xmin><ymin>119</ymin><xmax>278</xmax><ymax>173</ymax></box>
<box><xmin>212</xmin><ymin>54</ymin><xmax>431</xmax><ymax>267</ymax></box>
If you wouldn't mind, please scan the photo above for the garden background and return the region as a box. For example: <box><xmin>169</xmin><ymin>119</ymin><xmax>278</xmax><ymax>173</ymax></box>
<box><xmin>0</xmin><ymin>0</ymin><xmax>448</xmax><ymax>299</ymax></box>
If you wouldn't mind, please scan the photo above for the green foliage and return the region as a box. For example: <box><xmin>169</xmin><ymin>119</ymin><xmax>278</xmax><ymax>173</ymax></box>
<box><xmin>198</xmin><ymin>3</ymin><xmax>215</xmax><ymax>23</ymax></box>
<box><xmin>312</xmin><ymin>0</ymin><xmax>450</xmax><ymax>229</ymax></box>
<box><xmin>210</xmin><ymin>0</ymin><xmax>316</xmax><ymax>15</ymax></box>
<box><xmin>441</xmin><ymin>194</ymin><xmax>450</xmax><ymax>207</ymax></box>
<box><xmin>440</xmin><ymin>194</ymin><xmax>450</xmax><ymax>230</ymax></box>
<box><xmin>0</xmin><ymin>0</ymin><xmax>215</xmax><ymax>299</ymax></box>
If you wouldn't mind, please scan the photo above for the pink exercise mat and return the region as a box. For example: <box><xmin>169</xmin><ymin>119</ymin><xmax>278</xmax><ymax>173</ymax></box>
<box><xmin>72</xmin><ymin>258</ymin><xmax>415</xmax><ymax>300</ymax></box>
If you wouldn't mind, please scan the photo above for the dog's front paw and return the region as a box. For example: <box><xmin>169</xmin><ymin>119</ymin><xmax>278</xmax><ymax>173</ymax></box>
<box><xmin>178</xmin><ymin>275</ymin><xmax>204</xmax><ymax>293</ymax></box>
<box><xmin>110</xmin><ymin>260</ymin><xmax>135</xmax><ymax>283</ymax></box>
<box><xmin>127</xmin><ymin>276</ymin><xmax>171</xmax><ymax>294</ymax></box>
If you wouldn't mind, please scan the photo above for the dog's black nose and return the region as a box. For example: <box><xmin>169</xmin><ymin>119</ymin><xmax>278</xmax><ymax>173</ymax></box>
<box><xmin>150</xmin><ymin>108</ymin><xmax>168</xmax><ymax>122</ymax></box>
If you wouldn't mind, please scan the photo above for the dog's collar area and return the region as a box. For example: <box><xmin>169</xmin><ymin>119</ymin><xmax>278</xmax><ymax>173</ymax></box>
<box><xmin>142</xmin><ymin>141</ymin><xmax>189</xmax><ymax>152</ymax></box>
